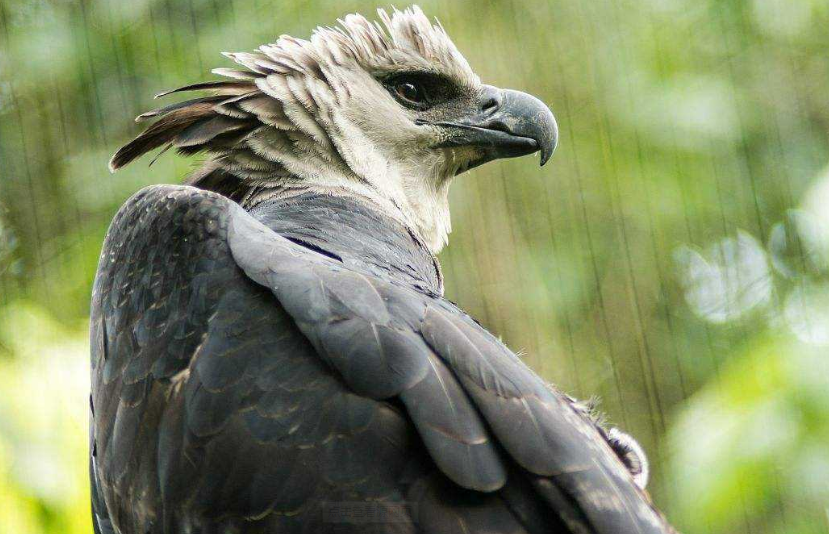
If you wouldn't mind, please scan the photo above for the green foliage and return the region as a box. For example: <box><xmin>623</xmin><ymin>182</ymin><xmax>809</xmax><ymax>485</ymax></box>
<box><xmin>0</xmin><ymin>0</ymin><xmax>827</xmax><ymax>532</ymax></box>
<box><xmin>668</xmin><ymin>335</ymin><xmax>829</xmax><ymax>533</ymax></box>
<box><xmin>0</xmin><ymin>303</ymin><xmax>91</xmax><ymax>534</ymax></box>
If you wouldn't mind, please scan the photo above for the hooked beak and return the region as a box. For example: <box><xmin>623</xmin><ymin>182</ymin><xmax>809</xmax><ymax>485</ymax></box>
<box><xmin>429</xmin><ymin>85</ymin><xmax>558</xmax><ymax>171</ymax></box>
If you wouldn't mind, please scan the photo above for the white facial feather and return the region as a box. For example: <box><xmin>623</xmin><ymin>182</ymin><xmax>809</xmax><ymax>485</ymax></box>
<box><xmin>215</xmin><ymin>6</ymin><xmax>482</xmax><ymax>253</ymax></box>
<box><xmin>111</xmin><ymin>6</ymin><xmax>483</xmax><ymax>253</ymax></box>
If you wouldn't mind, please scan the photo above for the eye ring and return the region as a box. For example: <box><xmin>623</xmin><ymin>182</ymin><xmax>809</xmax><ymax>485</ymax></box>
<box><xmin>395</xmin><ymin>81</ymin><xmax>425</xmax><ymax>104</ymax></box>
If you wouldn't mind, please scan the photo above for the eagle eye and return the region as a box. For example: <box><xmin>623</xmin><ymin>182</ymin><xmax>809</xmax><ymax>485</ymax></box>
<box><xmin>382</xmin><ymin>72</ymin><xmax>456</xmax><ymax>111</ymax></box>
<box><xmin>396</xmin><ymin>82</ymin><xmax>425</xmax><ymax>104</ymax></box>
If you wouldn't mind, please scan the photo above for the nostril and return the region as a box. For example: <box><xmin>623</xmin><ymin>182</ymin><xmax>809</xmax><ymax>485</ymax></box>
<box><xmin>481</xmin><ymin>97</ymin><xmax>499</xmax><ymax>114</ymax></box>
<box><xmin>479</xmin><ymin>85</ymin><xmax>503</xmax><ymax>114</ymax></box>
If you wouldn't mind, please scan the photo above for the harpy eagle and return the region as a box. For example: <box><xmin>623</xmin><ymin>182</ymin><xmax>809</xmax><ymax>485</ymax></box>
<box><xmin>91</xmin><ymin>7</ymin><xmax>676</xmax><ymax>533</ymax></box>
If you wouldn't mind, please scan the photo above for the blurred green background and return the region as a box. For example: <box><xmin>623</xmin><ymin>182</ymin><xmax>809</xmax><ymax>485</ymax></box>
<box><xmin>1</xmin><ymin>0</ymin><xmax>828</xmax><ymax>532</ymax></box>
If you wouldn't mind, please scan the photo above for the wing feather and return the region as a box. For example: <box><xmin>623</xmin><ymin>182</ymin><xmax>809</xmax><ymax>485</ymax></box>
<box><xmin>91</xmin><ymin>185</ymin><xmax>420</xmax><ymax>532</ymax></box>
<box><xmin>228</xmin><ymin>208</ymin><xmax>675</xmax><ymax>533</ymax></box>
<box><xmin>92</xmin><ymin>183</ymin><xmax>674</xmax><ymax>533</ymax></box>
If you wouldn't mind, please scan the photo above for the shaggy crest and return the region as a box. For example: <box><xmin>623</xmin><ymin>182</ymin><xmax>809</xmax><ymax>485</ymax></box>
<box><xmin>110</xmin><ymin>6</ymin><xmax>476</xmax><ymax>173</ymax></box>
<box><xmin>219</xmin><ymin>6</ymin><xmax>477</xmax><ymax>84</ymax></box>
<box><xmin>267</xmin><ymin>6</ymin><xmax>478</xmax><ymax>84</ymax></box>
<box><xmin>110</xmin><ymin>6</ymin><xmax>483</xmax><ymax>253</ymax></box>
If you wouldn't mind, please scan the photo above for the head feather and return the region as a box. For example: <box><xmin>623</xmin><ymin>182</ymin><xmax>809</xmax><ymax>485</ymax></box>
<box><xmin>110</xmin><ymin>5</ymin><xmax>474</xmax><ymax>174</ymax></box>
<box><xmin>108</xmin><ymin>5</ymin><xmax>475</xmax><ymax>252</ymax></box>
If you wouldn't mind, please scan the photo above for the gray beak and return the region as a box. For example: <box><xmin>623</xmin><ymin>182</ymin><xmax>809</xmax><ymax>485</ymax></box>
<box><xmin>431</xmin><ymin>85</ymin><xmax>558</xmax><ymax>168</ymax></box>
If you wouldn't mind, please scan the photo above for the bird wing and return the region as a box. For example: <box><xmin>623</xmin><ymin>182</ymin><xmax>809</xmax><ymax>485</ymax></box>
<box><xmin>228</xmin><ymin>194</ymin><xmax>676</xmax><ymax>534</ymax></box>
<box><xmin>90</xmin><ymin>185</ymin><xmax>420</xmax><ymax>533</ymax></box>
<box><xmin>91</xmin><ymin>184</ymin><xmax>674</xmax><ymax>534</ymax></box>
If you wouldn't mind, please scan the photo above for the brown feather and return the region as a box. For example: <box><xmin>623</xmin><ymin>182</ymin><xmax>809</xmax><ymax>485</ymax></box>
<box><xmin>212</xmin><ymin>92</ymin><xmax>260</xmax><ymax>119</ymax></box>
<box><xmin>154</xmin><ymin>80</ymin><xmax>255</xmax><ymax>98</ymax></box>
<box><xmin>173</xmin><ymin>116</ymin><xmax>253</xmax><ymax>148</ymax></box>
<box><xmin>135</xmin><ymin>96</ymin><xmax>228</xmax><ymax>122</ymax></box>
<box><xmin>210</xmin><ymin>68</ymin><xmax>260</xmax><ymax>80</ymax></box>
<box><xmin>109</xmin><ymin>104</ymin><xmax>217</xmax><ymax>171</ymax></box>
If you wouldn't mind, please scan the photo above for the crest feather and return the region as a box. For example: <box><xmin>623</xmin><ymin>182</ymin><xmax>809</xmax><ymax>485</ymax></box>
<box><xmin>109</xmin><ymin>5</ymin><xmax>477</xmax><ymax>175</ymax></box>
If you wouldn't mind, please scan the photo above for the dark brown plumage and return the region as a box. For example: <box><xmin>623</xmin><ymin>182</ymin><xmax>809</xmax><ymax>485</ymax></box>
<box><xmin>91</xmin><ymin>186</ymin><xmax>676</xmax><ymax>534</ymax></box>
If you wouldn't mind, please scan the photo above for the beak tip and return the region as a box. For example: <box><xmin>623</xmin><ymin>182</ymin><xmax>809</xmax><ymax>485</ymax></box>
<box><xmin>540</xmin><ymin>148</ymin><xmax>552</xmax><ymax>167</ymax></box>
<box><xmin>538</xmin><ymin>135</ymin><xmax>557</xmax><ymax>167</ymax></box>
<box><xmin>539</xmin><ymin>115</ymin><xmax>559</xmax><ymax>167</ymax></box>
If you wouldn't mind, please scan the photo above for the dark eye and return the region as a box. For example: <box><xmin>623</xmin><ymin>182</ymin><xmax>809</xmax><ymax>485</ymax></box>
<box><xmin>395</xmin><ymin>81</ymin><xmax>425</xmax><ymax>104</ymax></box>
<box><xmin>381</xmin><ymin>72</ymin><xmax>458</xmax><ymax>110</ymax></box>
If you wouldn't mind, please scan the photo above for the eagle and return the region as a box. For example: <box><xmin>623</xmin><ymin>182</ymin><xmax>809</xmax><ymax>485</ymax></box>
<box><xmin>91</xmin><ymin>7</ymin><xmax>676</xmax><ymax>534</ymax></box>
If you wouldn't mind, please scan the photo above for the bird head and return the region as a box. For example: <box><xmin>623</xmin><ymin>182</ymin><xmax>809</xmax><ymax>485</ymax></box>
<box><xmin>110</xmin><ymin>6</ymin><xmax>558</xmax><ymax>253</ymax></box>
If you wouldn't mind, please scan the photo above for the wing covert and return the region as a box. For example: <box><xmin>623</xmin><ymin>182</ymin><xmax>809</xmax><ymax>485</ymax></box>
<box><xmin>228</xmin><ymin>209</ymin><xmax>675</xmax><ymax>533</ymax></box>
<box><xmin>229</xmin><ymin>211</ymin><xmax>510</xmax><ymax>493</ymax></box>
<box><xmin>92</xmin><ymin>183</ymin><xmax>673</xmax><ymax>533</ymax></box>
<box><xmin>90</xmin><ymin>185</ymin><xmax>421</xmax><ymax>532</ymax></box>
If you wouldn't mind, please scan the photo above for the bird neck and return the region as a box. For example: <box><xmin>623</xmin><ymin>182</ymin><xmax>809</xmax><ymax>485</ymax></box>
<box><xmin>247</xmin><ymin>191</ymin><xmax>444</xmax><ymax>295</ymax></box>
<box><xmin>188</xmin><ymin>159</ymin><xmax>454</xmax><ymax>256</ymax></box>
